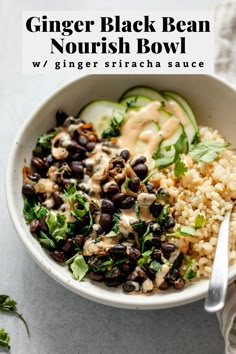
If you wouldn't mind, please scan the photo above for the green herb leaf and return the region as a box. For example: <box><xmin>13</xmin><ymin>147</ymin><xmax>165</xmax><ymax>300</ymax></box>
<box><xmin>190</xmin><ymin>140</ymin><xmax>230</xmax><ymax>163</ymax></box>
<box><xmin>154</xmin><ymin>132</ymin><xmax>188</xmax><ymax>175</ymax></box>
<box><xmin>166</xmin><ymin>226</ymin><xmax>196</xmax><ymax>237</ymax></box>
<box><xmin>137</xmin><ymin>248</ymin><xmax>154</xmax><ymax>266</ymax></box>
<box><xmin>23</xmin><ymin>198</ymin><xmax>48</xmax><ymax>224</ymax></box>
<box><xmin>141</xmin><ymin>171</ymin><xmax>157</xmax><ymax>184</ymax></box>
<box><xmin>38</xmin><ymin>129</ymin><xmax>59</xmax><ymax>151</ymax></box>
<box><xmin>102</xmin><ymin>109</ymin><xmax>125</xmax><ymax>139</ymax></box>
<box><xmin>141</xmin><ymin>225</ymin><xmax>153</xmax><ymax>252</ymax></box>
<box><xmin>63</xmin><ymin>184</ymin><xmax>91</xmax><ymax>221</ymax></box>
<box><xmin>70</xmin><ymin>254</ymin><xmax>89</xmax><ymax>281</ymax></box>
<box><xmin>0</xmin><ymin>328</ymin><xmax>10</xmax><ymax>349</ymax></box>
<box><xmin>46</xmin><ymin>212</ymin><xmax>68</xmax><ymax>242</ymax></box>
<box><xmin>124</xmin><ymin>177</ymin><xmax>131</xmax><ymax>190</ymax></box>
<box><xmin>173</xmin><ymin>131</ymin><xmax>189</xmax><ymax>156</ymax></box>
<box><xmin>0</xmin><ymin>295</ymin><xmax>29</xmax><ymax>336</ymax></box>
<box><xmin>150</xmin><ymin>260</ymin><xmax>162</xmax><ymax>272</ymax></box>
<box><xmin>38</xmin><ymin>231</ymin><xmax>56</xmax><ymax>250</ymax></box>
<box><xmin>195</xmin><ymin>214</ymin><xmax>206</xmax><ymax>229</ymax></box>
<box><xmin>111</xmin><ymin>212</ymin><xmax>121</xmax><ymax>234</ymax></box>
<box><xmin>183</xmin><ymin>259</ymin><xmax>197</xmax><ymax>280</ymax></box>
<box><xmin>157</xmin><ymin>204</ymin><xmax>170</xmax><ymax>225</ymax></box>
<box><xmin>174</xmin><ymin>156</ymin><xmax>187</xmax><ymax>178</ymax></box>
<box><xmin>191</xmin><ymin>132</ymin><xmax>200</xmax><ymax>145</ymax></box>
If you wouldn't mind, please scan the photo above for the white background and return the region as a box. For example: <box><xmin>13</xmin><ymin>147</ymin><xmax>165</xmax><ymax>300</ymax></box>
<box><xmin>0</xmin><ymin>0</ymin><xmax>224</xmax><ymax>354</ymax></box>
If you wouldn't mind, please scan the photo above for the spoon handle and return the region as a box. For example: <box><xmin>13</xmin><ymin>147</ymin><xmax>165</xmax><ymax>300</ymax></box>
<box><xmin>204</xmin><ymin>211</ymin><xmax>231</xmax><ymax>313</ymax></box>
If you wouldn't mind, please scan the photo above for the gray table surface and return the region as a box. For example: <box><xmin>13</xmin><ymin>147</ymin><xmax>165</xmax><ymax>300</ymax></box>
<box><xmin>0</xmin><ymin>0</ymin><xmax>224</xmax><ymax>353</ymax></box>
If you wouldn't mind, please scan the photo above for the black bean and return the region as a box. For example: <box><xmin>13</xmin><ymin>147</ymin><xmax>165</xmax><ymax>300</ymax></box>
<box><xmin>70</xmin><ymin>152</ymin><xmax>85</xmax><ymax>161</ymax></box>
<box><xmin>147</xmin><ymin>221</ymin><xmax>162</xmax><ymax>236</ymax></box>
<box><xmin>99</xmin><ymin>213</ymin><xmax>112</xmax><ymax>231</ymax></box>
<box><xmin>70</xmin><ymin>161</ymin><xmax>84</xmax><ymax>179</ymax></box>
<box><xmin>157</xmin><ymin>187</ymin><xmax>170</xmax><ymax>198</ymax></box>
<box><xmin>136</xmin><ymin>268</ymin><xmax>147</xmax><ymax>280</ymax></box>
<box><xmin>129</xmin><ymin>248</ymin><xmax>141</xmax><ymax>262</ymax></box>
<box><xmin>106</xmin><ymin>268</ymin><xmax>121</xmax><ymax>279</ymax></box>
<box><xmin>151</xmin><ymin>236</ymin><xmax>161</xmax><ymax>248</ymax></box>
<box><xmin>50</xmin><ymin>250</ymin><xmax>66</xmax><ymax>263</ymax></box>
<box><xmin>74</xmin><ymin>234</ymin><xmax>85</xmax><ymax>247</ymax></box>
<box><xmin>159</xmin><ymin>280</ymin><xmax>169</xmax><ymax>290</ymax></box>
<box><xmin>162</xmin><ymin>243</ymin><xmax>176</xmax><ymax>254</ymax></box>
<box><xmin>112</xmin><ymin>192</ymin><xmax>126</xmax><ymax>204</ymax></box>
<box><xmin>53</xmin><ymin>191</ymin><xmax>63</xmax><ymax>208</ymax></box>
<box><xmin>28</xmin><ymin>172</ymin><xmax>41</xmax><ymax>182</ymax></box>
<box><xmin>146</xmin><ymin>183</ymin><xmax>156</xmax><ymax>193</ymax></box>
<box><xmin>56</xmin><ymin>109</ymin><xmax>68</xmax><ymax>126</ymax></box>
<box><xmin>130</xmin><ymin>156</ymin><xmax>146</xmax><ymax>167</ymax></box>
<box><xmin>120</xmin><ymin>197</ymin><xmax>135</xmax><ymax>209</ymax></box>
<box><xmin>173</xmin><ymin>253</ymin><xmax>184</xmax><ymax>269</ymax></box>
<box><xmin>165</xmin><ymin>268</ymin><xmax>180</xmax><ymax>283</ymax></box>
<box><xmin>89</xmin><ymin>272</ymin><xmax>104</xmax><ymax>282</ymax></box>
<box><xmin>123</xmin><ymin>281</ymin><xmax>136</xmax><ymax>292</ymax></box>
<box><xmin>128</xmin><ymin>177</ymin><xmax>140</xmax><ymax>192</ymax></box>
<box><xmin>120</xmin><ymin>149</ymin><xmax>130</xmax><ymax>161</ymax></box>
<box><xmin>30</xmin><ymin>219</ymin><xmax>40</xmax><ymax>233</ymax></box>
<box><xmin>163</xmin><ymin>217</ymin><xmax>176</xmax><ymax>230</ymax></box>
<box><xmin>109</xmin><ymin>244</ymin><xmax>127</xmax><ymax>257</ymax></box>
<box><xmin>39</xmin><ymin>215</ymin><xmax>48</xmax><ymax>232</ymax></box>
<box><xmin>86</xmin><ymin>142</ymin><xmax>96</xmax><ymax>152</ymax></box>
<box><xmin>142</xmin><ymin>265</ymin><xmax>156</xmax><ymax>281</ymax></box>
<box><xmin>78</xmin><ymin>135</ymin><xmax>88</xmax><ymax>146</ymax></box>
<box><xmin>153</xmin><ymin>249</ymin><xmax>162</xmax><ymax>260</ymax></box>
<box><xmin>121</xmin><ymin>263</ymin><xmax>131</xmax><ymax>273</ymax></box>
<box><xmin>67</xmin><ymin>141</ymin><xmax>87</xmax><ymax>153</ymax></box>
<box><xmin>22</xmin><ymin>184</ymin><xmax>35</xmax><ymax>197</ymax></box>
<box><xmin>62</xmin><ymin>238</ymin><xmax>74</xmax><ymax>252</ymax></box>
<box><xmin>31</xmin><ymin>157</ymin><xmax>45</xmax><ymax>172</ymax></box>
<box><xmin>107</xmin><ymin>183</ymin><xmax>120</xmax><ymax>196</ymax></box>
<box><xmin>101</xmin><ymin>199</ymin><xmax>115</xmax><ymax>214</ymax></box>
<box><xmin>132</xmin><ymin>163</ymin><xmax>148</xmax><ymax>179</ymax></box>
<box><xmin>150</xmin><ymin>202</ymin><xmax>163</xmax><ymax>218</ymax></box>
<box><xmin>104</xmin><ymin>278</ymin><xmax>122</xmax><ymax>287</ymax></box>
<box><xmin>174</xmin><ymin>278</ymin><xmax>185</xmax><ymax>290</ymax></box>
<box><xmin>45</xmin><ymin>154</ymin><xmax>54</xmax><ymax>167</ymax></box>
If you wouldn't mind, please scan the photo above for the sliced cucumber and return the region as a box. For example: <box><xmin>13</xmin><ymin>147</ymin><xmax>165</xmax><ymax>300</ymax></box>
<box><xmin>161</xmin><ymin>91</ymin><xmax>198</xmax><ymax>133</ymax></box>
<box><xmin>161</xmin><ymin>92</ymin><xmax>197</xmax><ymax>147</ymax></box>
<box><xmin>120</xmin><ymin>86</ymin><xmax>165</xmax><ymax>102</ymax></box>
<box><xmin>79</xmin><ymin>100</ymin><xmax>126</xmax><ymax>137</ymax></box>
<box><xmin>120</xmin><ymin>95</ymin><xmax>152</xmax><ymax>110</ymax></box>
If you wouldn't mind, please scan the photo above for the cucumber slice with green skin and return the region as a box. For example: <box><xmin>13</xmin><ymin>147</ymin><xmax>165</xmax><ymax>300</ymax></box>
<box><xmin>120</xmin><ymin>95</ymin><xmax>152</xmax><ymax>110</ymax></box>
<box><xmin>161</xmin><ymin>91</ymin><xmax>199</xmax><ymax>133</ymax></box>
<box><xmin>120</xmin><ymin>86</ymin><xmax>165</xmax><ymax>102</ymax></box>
<box><xmin>161</xmin><ymin>92</ymin><xmax>197</xmax><ymax>147</ymax></box>
<box><xmin>79</xmin><ymin>100</ymin><xmax>126</xmax><ymax>138</ymax></box>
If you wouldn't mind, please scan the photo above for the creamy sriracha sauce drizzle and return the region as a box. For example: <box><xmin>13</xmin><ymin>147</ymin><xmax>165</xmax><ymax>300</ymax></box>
<box><xmin>118</xmin><ymin>100</ymin><xmax>187</xmax><ymax>158</ymax></box>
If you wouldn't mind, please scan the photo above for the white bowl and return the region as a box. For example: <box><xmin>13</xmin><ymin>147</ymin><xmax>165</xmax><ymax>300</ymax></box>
<box><xmin>6</xmin><ymin>74</ymin><xmax>236</xmax><ymax>309</ymax></box>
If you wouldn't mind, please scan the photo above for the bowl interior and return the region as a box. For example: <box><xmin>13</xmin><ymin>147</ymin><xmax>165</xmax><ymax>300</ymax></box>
<box><xmin>6</xmin><ymin>74</ymin><xmax>236</xmax><ymax>309</ymax></box>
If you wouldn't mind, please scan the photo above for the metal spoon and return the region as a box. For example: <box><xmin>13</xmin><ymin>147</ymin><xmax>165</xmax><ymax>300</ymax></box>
<box><xmin>204</xmin><ymin>210</ymin><xmax>231</xmax><ymax>313</ymax></box>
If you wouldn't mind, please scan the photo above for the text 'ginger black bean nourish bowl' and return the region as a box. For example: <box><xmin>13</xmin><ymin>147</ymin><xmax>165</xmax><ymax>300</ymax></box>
<box><xmin>21</xmin><ymin>86</ymin><xmax>236</xmax><ymax>294</ymax></box>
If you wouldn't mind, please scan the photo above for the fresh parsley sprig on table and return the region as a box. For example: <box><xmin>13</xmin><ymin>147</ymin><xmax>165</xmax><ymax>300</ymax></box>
<box><xmin>0</xmin><ymin>295</ymin><xmax>30</xmax><ymax>350</ymax></box>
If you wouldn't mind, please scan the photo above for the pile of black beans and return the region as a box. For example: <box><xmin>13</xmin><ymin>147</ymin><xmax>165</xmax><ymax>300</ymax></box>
<box><xmin>22</xmin><ymin>110</ymin><xmax>185</xmax><ymax>294</ymax></box>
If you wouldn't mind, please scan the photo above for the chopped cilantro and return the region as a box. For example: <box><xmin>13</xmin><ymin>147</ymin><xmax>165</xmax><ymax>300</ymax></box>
<box><xmin>137</xmin><ymin>248</ymin><xmax>154</xmax><ymax>266</ymax></box>
<box><xmin>38</xmin><ymin>231</ymin><xmax>56</xmax><ymax>250</ymax></box>
<box><xmin>174</xmin><ymin>156</ymin><xmax>187</xmax><ymax>178</ymax></box>
<box><xmin>46</xmin><ymin>212</ymin><xmax>68</xmax><ymax>242</ymax></box>
<box><xmin>23</xmin><ymin>198</ymin><xmax>48</xmax><ymax>224</ymax></box>
<box><xmin>183</xmin><ymin>259</ymin><xmax>197</xmax><ymax>280</ymax></box>
<box><xmin>190</xmin><ymin>140</ymin><xmax>230</xmax><ymax>163</ymax></box>
<box><xmin>0</xmin><ymin>328</ymin><xmax>10</xmax><ymax>349</ymax></box>
<box><xmin>150</xmin><ymin>260</ymin><xmax>162</xmax><ymax>272</ymax></box>
<box><xmin>195</xmin><ymin>214</ymin><xmax>206</xmax><ymax>229</ymax></box>
<box><xmin>70</xmin><ymin>254</ymin><xmax>89</xmax><ymax>281</ymax></box>
<box><xmin>102</xmin><ymin>109</ymin><xmax>125</xmax><ymax>139</ymax></box>
<box><xmin>157</xmin><ymin>204</ymin><xmax>170</xmax><ymax>225</ymax></box>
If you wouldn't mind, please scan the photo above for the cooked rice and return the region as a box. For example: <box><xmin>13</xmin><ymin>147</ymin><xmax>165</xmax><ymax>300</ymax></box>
<box><xmin>149</xmin><ymin>126</ymin><xmax>236</xmax><ymax>279</ymax></box>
